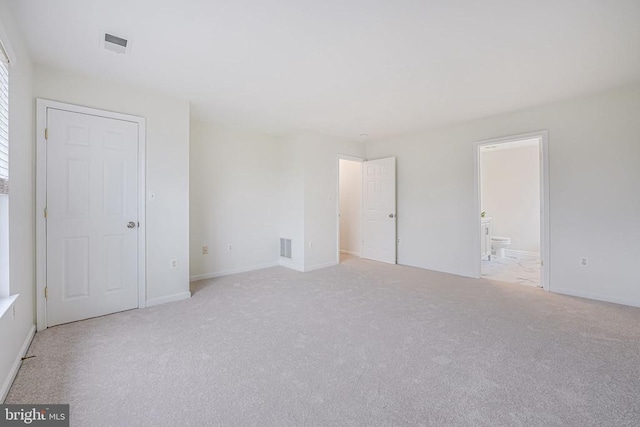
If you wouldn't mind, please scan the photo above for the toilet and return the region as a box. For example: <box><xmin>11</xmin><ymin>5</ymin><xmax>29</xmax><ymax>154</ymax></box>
<box><xmin>491</xmin><ymin>236</ymin><xmax>511</xmax><ymax>258</ymax></box>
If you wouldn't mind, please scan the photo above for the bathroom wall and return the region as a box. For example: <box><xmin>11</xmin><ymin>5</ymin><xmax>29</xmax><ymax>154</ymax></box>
<box><xmin>339</xmin><ymin>159</ymin><xmax>362</xmax><ymax>256</ymax></box>
<box><xmin>481</xmin><ymin>144</ymin><xmax>540</xmax><ymax>254</ymax></box>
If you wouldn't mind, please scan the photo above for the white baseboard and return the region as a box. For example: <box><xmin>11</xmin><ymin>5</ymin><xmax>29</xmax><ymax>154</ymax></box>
<box><xmin>1</xmin><ymin>324</ymin><xmax>35</xmax><ymax>403</ymax></box>
<box><xmin>194</xmin><ymin>259</ymin><xmax>339</xmax><ymax>276</ymax></box>
<box><xmin>504</xmin><ymin>249</ymin><xmax>539</xmax><ymax>259</ymax></box>
<box><xmin>340</xmin><ymin>250</ymin><xmax>361</xmax><ymax>256</ymax></box>
<box><xmin>304</xmin><ymin>260</ymin><xmax>338</xmax><ymax>272</ymax></box>
<box><xmin>279</xmin><ymin>259</ymin><xmax>338</xmax><ymax>273</ymax></box>
<box><xmin>190</xmin><ymin>262</ymin><xmax>279</xmax><ymax>282</ymax></box>
<box><xmin>552</xmin><ymin>287</ymin><xmax>640</xmax><ymax>308</ymax></box>
<box><xmin>145</xmin><ymin>291</ymin><xmax>191</xmax><ymax>308</ymax></box>
<box><xmin>279</xmin><ymin>258</ymin><xmax>304</xmax><ymax>272</ymax></box>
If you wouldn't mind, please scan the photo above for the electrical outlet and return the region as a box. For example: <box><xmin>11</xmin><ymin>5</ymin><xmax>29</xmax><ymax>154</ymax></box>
<box><xmin>227</xmin><ymin>244</ymin><xmax>233</xmax><ymax>252</ymax></box>
<box><xmin>309</xmin><ymin>241</ymin><xmax>313</xmax><ymax>248</ymax></box>
<box><xmin>580</xmin><ymin>257</ymin><xmax>588</xmax><ymax>267</ymax></box>
<box><xmin>397</xmin><ymin>238</ymin><xmax>400</xmax><ymax>244</ymax></box>
<box><xmin>12</xmin><ymin>305</ymin><xmax>15</xmax><ymax>320</ymax></box>
<box><xmin>202</xmin><ymin>246</ymin><xmax>208</xmax><ymax>255</ymax></box>
<box><xmin>170</xmin><ymin>259</ymin><xmax>178</xmax><ymax>269</ymax></box>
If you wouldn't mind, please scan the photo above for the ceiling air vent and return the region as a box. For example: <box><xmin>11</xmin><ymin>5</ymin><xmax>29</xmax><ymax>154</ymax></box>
<box><xmin>104</xmin><ymin>33</ymin><xmax>128</xmax><ymax>54</ymax></box>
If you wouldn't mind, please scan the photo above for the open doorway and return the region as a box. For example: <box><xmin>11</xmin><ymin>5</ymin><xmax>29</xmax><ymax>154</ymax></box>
<box><xmin>476</xmin><ymin>132</ymin><xmax>549</xmax><ymax>290</ymax></box>
<box><xmin>337</xmin><ymin>157</ymin><xmax>363</xmax><ymax>263</ymax></box>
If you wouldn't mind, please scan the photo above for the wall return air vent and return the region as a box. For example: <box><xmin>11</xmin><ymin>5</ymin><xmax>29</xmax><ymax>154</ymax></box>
<box><xmin>104</xmin><ymin>33</ymin><xmax>128</xmax><ymax>54</ymax></box>
<box><xmin>280</xmin><ymin>238</ymin><xmax>292</xmax><ymax>259</ymax></box>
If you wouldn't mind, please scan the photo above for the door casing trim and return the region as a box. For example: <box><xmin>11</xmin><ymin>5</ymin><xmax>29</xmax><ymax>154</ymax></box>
<box><xmin>336</xmin><ymin>154</ymin><xmax>364</xmax><ymax>264</ymax></box>
<box><xmin>473</xmin><ymin>130</ymin><xmax>550</xmax><ymax>291</ymax></box>
<box><xmin>36</xmin><ymin>99</ymin><xmax>147</xmax><ymax>331</ymax></box>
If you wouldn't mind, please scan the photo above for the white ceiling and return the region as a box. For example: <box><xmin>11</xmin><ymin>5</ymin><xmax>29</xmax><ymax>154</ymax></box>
<box><xmin>7</xmin><ymin>0</ymin><xmax>640</xmax><ymax>141</ymax></box>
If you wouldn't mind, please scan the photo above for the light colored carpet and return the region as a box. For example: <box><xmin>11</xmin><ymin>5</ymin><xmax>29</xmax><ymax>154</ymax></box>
<box><xmin>6</xmin><ymin>255</ymin><xmax>640</xmax><ymax>426</ymax></box>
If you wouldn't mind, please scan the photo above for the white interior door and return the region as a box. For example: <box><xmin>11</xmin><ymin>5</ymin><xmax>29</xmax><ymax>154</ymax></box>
<box><xmin>361</xmin><ymin>157</ymin><xmax>396</xmax><ymax>264</ymax></box>
<box><xmin>46</xmin><ymin>108</ymin><xmax>139</xmax><ymax>326</ymax></box>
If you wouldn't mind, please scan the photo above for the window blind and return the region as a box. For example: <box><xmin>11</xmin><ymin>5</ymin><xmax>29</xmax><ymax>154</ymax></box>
<box><xmin>0</xmin><ymin>41</ymin><xmax>8</xmax><ymax>195</ymax></box>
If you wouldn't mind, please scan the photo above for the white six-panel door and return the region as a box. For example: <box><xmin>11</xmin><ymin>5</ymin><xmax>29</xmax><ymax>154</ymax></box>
<box><xmin>46</xmin><ymin>108</ymin><xmax>139</xmax><ymax>326</ymax></box>
<box><xmin>361</xmin><ymin>157</ymin><xmax>396</xmax><ymax>264</ymax></box>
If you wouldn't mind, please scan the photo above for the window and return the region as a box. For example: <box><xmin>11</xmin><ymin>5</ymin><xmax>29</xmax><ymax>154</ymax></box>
<box><xmin>0</xmin><ymin>39</ymin><xmax>9</xmax><ymax>300</ymax></box>
<box><xmin>0</xmin><ymin>40</ymin><xmax>7</xmax><ymax>194</ymax></box>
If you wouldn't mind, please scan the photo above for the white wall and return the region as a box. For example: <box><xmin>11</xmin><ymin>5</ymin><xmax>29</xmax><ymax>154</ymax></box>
<box><xmin>367</xmin><ymin>83</ymin><xmax>640</xmax><ymax>307</ymax></box>
<box><xmin>34</xmin><ymin>65</ymin><xmax>191</xmax><ymax>305</ymax></box>
<box><xmin>0</xmin><ymin>2</ymin><xmax>35</xmax><ymax>401</ymax></box>
<box><xmin>481</xmin><ymin>144</ymin><xmax>540</xmax><ymax>253</ymax></box>
<box><xmin>190</xmin><ymin>129</ymin><xmax>365</xmax><ymax>275</ymax></box>
<box><xmin>0</xmin><ymin>196</ymin><xmax>7</xmax><ymax>297</ymax></box>
<box><xmin>339</xmin><ymin>159</ymin><xmax>362</xmax><ymax>255</ymax></box>
<box><xmin>276</xmin><ymin>132</ymin><xmax>365</xmax><ymax>272</ymax></box>
<box><xmin>299</xmin><ymin>133</ymin><xmax>366</xmax><ymax>270</ymax></box>
<box><xmin>189</xmin><ymin>121</ymin><xmax>281</xmax><ymax>279</ymax></box>
<box><xmin>278</xmin><ymin>137</ymin><xmax>305</xmax><ymax>271</ymax></box>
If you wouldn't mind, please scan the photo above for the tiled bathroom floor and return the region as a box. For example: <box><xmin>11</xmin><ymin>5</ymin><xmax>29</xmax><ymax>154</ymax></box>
<box><xmin>481</xmin><ymin>254</ymin><xmax>541</xmax><ymax>287</ymax></box>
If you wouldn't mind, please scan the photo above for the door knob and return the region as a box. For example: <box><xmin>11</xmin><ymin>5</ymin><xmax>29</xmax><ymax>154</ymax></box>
<box><xmin>127</xmin><ymin>221</ymin><xmax>136</xmax><ymax>229</ymax></box>
<box><xmin>389</xmin><ymin>214</ymin><xmax>395</xmax><ymax>218</ymax></box>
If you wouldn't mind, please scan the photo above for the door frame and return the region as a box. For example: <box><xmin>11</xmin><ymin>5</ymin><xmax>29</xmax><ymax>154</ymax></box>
<box><xmin>336</xmin><ymin>154</ymin><xmax>364</xmax><ymax>263</ymax></box>
<box><xmin>473</xmin><ymin>130</ymin><xmax>550</xmax><ymax>291</ymax></box>
<box><xmin>359</xmin><ymin>156</ymin><xmax>397</xmax><ymax>265</ymax></box>
<box><xmin>36</xmin><ymin>99</ymin><xmax>147</xmax><ymax>331</ymax></box>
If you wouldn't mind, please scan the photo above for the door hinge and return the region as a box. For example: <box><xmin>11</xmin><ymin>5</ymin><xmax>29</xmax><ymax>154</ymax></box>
<box><xmin>45</xmin><ymin>128</ymin><xmax>48</xmax><ymax>140</ymax></box>
<box><xmin>44</xmin><ymin>287</ymin><xmax>48</xmax><ymax>299</ymax></box>
<box><xmin>44</xmin><ymin>207</ymin><xmax>48</xmax><ymax>218</ymax></box>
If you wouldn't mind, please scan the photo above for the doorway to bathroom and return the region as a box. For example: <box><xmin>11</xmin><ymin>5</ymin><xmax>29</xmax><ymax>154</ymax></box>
<box><xmin>337</xmin><ymin>156</ymin><xmax>363</xmax><ymax>263</ymax></box>
<box><xmin>475</xmin><ymin>132</ymin><xmax>549</xmax><ymax>290</ymax></box>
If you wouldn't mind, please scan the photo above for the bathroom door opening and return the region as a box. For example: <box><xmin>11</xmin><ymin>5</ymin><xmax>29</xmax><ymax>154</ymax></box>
<box><xmin>337</xmin><ymin>156</ymin><xmax>363</xmax><ymax>263</ymax></box>
<box><xmin>474</xmin><ymin>131</ymin><xmax>549</xmax><ymax>290</ymax></box>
